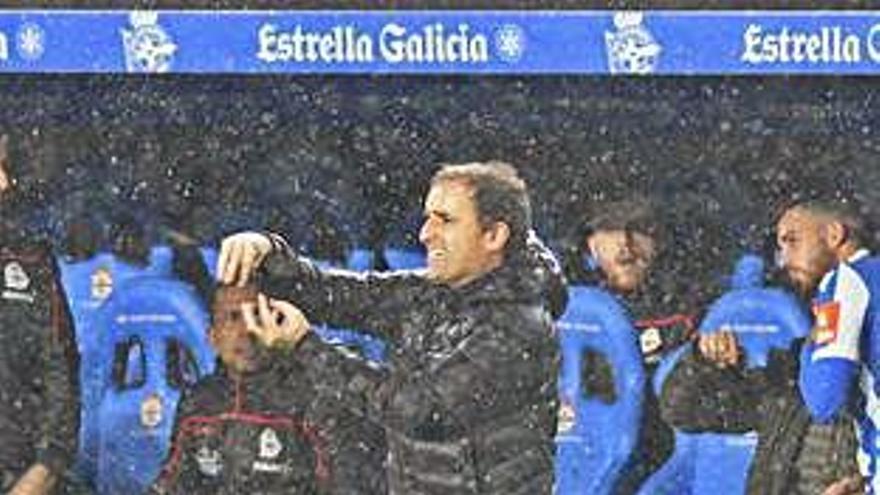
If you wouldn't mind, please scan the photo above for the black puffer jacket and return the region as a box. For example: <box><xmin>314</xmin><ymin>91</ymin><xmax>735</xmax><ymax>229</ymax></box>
<box><xmin>0</xmin><ymin>232</ymin><xmax>79</xmax><ymax>492</ymax></box>
<box><xmin>258</xmin><ymin>233</ymin><xmax>566</xmax><ymax>495</ymax></box>
<box><xmin>154</xmin><ymin>356</ymin><xmax>387</xmax><ymax>495</ymax></box>
<box><xmin>659</xmin><ymin>341</ymin><xmax>859</xmax><ymax>495</ymax></box>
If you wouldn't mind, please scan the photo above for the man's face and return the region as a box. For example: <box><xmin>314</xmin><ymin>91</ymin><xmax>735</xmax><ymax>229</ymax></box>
<box><xmin>419</xmin><ymin>179</ymin><xmax>503</xmax><ymax>287</ymax></box>
<box><xmin>776</xmin><ymin>207</ymin><xmax>837</xmax><ymax>296</ymax></box>
<box><xmin>211</xmin><ymin>286</ymin><xmax>260</xmax><ymax>374</ymax></box>
<box><xmin>588</xmin><ymin>229</ymin><xmax>656</xmax><ymax>294</ymax></box>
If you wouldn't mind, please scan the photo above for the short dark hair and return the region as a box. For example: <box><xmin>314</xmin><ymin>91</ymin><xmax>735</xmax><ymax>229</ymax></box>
<box><xmin>782</xmin><ymin>198</ymin><xmax>867</xmax><ymax>247</ymax></box>
<box><xmin>584</xmin><ymin>198</ymin><xmax>664</xmax><ymax>246</ymax></box>
<box><xmin>431</xmin><ymin>161</ymin><xmax>532</xmax><ymax>250</ymax></box>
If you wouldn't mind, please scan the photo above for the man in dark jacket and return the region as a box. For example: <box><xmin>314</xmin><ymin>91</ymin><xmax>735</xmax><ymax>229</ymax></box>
<box><xmin>660</xmin><ymin>329</ymin><xmax>862</xmax><ymax>495</ymax></box>
<box><xmin>0</xmin><ymin>135</ymin><xmax>80</xmax><ymax>495</ymax></box>
<box><xmin>217</xmin><ymin>161</ymin><xmax>566</xmax><ymax>494</ymax></box>
<box><xmin>154</xmin><ymin>247</ymin><xmax>387</xmax><ymax>494</ymax></box>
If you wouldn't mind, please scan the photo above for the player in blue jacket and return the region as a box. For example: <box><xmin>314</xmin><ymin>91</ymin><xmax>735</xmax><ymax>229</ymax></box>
<box><xmin>777</xmin><ymin>199</ymin><xmax>878</xmax><ymax>494</ymax></box>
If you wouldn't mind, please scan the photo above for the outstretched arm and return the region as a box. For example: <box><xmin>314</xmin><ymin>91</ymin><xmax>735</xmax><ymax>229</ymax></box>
<box><xmin>219</xmin><ymin>231</ymin><xmax>421</xmax><ymax>339</ymax></box>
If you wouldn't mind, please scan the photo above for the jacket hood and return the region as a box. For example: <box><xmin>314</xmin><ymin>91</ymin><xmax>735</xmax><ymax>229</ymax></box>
<box><xmin>460</xmin><ymin>230</ymin><xmax>568</xmax><ymax>319</ymax></box>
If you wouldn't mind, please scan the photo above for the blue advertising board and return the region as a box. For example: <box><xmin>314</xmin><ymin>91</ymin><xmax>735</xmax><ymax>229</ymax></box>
<box><xmin>0</xmin><ymin>11</ymin><xmax>876</xmax><ymax>74</ymax></box>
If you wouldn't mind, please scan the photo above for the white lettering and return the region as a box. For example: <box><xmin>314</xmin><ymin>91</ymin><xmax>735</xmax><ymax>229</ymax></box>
<box><xmin>379</xmin><ymin>23</ymin><xmax>407</xmax><ymax>63</ymax></box>
<box><xmin>806</xmin><ymin>34</ymin><xmax>822</xmax><ymax>62</ymax></box>
<box><xmin>843</xmin><ymin>32</ymin><xmax>861</xmax><ymax>62</ymax></box>
<box><xmin>741</xmin><ymin>24</ymin><xmax>763</xmax><ymax>63</ymax></box>
<box><xmin>867</xmin><ymin>23</ymin><xmax>880</xmax><ymax>62</ymax></box>
<box><xmin>256</xmin><ymin>24</ymin><xmax>373</xmax><ymax>63</ymax></box>
<box><xmin>557</xmin><ymin>321</ymin><xmax>602</xmax><ymax>333</ymax></box>
<box><xmin>252</xmin><ymin>461</ymin><xmax>292</xmax><ymax>474</ymax></box>
<box><xmin>742</xmin><ymin>24</ymin><xmax>863</xmax><ymax>64</ymax></box>
<box><xmin>256</xmin><ymin>24</ymin><xmax>278</xmax><ymax>62</ymax></box>
<box><xmin>469</xmin><ymin>30</ymin><xmax>489</xmax><ymax>62</ymax></box>
<box><xmin>259</xmin><ymin>22</ymin><xmax>491</xmax><ymax>65</ymax></box>
<box><xmin>379</xmin><ymin>23</ymin><xmax>489</xmax><ymax>64</ymax></box>
<box><xmin>115</xmin><ymin>313</ymin><xmax>178</xmax><ymax>324</ymax></box>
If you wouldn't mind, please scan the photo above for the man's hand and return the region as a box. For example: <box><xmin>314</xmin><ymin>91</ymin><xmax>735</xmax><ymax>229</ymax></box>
<box><xmin>242</xmin><ymin>293</ymin><xmax>311</xmax><ymax>348</ymax></box>
<box><xmin>822</xmin><ymin>475</ymin><xmax>863</xmax><ymax>495</ymax></box>
<box><xmin>217</xmin><ymin>232</ymin><xmax>274</xmax><ymax>287</ymax></box>
<box><xmin>697</xmin><ymin>330</ymin><xmax>741</xmax><ymax>368</ymax></box>
<box><xmin>9</xmin><ymin>464</ymin><xmax>55</xmax><ymax>495</ymax></box>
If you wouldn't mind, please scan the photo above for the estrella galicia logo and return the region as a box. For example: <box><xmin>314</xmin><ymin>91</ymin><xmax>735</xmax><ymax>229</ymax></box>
<box><xmin>16</xmin><ymin>23</ymin><xmax>44</xmax><ymax>61</ymax></box>
<box><xmin>121</xmin><ymin>11</ymin><xmax>177</xmax><ymax>73</ymax></box>
<box><xmin>604</xmin><ymin>12</ymin><xmax>662</xmax><ymax>75</ymax></box>
<box><xmin>494</xmin><ymin>24</ymin><xmax>526</xmax><ymax>62</ymax></box>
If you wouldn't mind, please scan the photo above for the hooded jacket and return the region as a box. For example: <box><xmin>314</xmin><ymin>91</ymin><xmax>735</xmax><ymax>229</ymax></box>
<box><xmin>257</xmin><ymin>232</ymin><xmax>566</xmax><ymax>495</ymax></box>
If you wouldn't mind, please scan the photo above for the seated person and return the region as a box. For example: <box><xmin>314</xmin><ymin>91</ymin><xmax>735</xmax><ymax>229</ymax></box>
<box><xmin>660</xmin><ymin>329</ymin><xmax>862</xmax><ymax>495</ymax></box>
<box><xmin>568</xmin><ymin>199</ymin><xmax>695</xmax><ymax>493</ymax></box>
<box><xmin>151</xmin><ymin>284</ymin><xmax>386</xmax><ymax>494</ymax></box>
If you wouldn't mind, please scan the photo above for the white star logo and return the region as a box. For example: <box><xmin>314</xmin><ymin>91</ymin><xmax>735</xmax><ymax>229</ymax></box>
<box><xmin>16</xmin><ymin>23</ymin><xmax>44</xmax><ymax>61</ymax></box>
<box><xmin>494</xmin><ymin>24</ymin><xmax>525</xmax><ymax>63</ymax></box>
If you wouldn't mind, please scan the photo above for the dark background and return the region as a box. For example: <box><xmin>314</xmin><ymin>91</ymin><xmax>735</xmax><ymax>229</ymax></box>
<box><xmin>3</xmin><ymin>76</ymin><xmax>877</xmax><ymax>305</ymax></box>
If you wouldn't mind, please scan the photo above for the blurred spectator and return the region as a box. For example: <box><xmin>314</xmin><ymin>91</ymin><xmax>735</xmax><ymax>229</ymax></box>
<box><xmin>108</xmin><ymin>212</ymin><xmax>150</xmax><ymax>267</ymax></box>
<box><xmin>0</xmin><ymin>135</ymin><xmax>81</xmax><ymax>495</ymax></box>
<box><xmin>60</xmin><ymin>217</ymin><xmax>102</xmax><ymax>263</ymax></box>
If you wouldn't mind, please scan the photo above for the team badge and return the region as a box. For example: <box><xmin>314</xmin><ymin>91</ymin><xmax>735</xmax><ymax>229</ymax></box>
<box><xmin>604</xmin><ymin>12</ymin><xmax>662</xmax><ymax>75</ymax></box>
<box><xmin>639</xmin><ymin>327</ymin><xmax>663</xmax><ymax>355</ymax></box>
<box><xmin>259</xmin><ymin>428</ymin><xmax>283</xmax><ymax>459</ymax></box>
<box><xmin>195</xmin><ymin>446</ymin><xmax>223</xmax><ymax>477</ymax></box>
<box><xmin>121</xmin><ymin>11</ymin><xmax>177</xmax><ymax>73</ymax></box>
<box><xmin>4</xmin><ymin>262</ymin><xmax>30</xmax><ymax>291</ymax></box>
<box><xmin>140</xmin><ymin>394</ymin><xmax>163</xmax><ymax>429</ymax></box>
<box><xmin>556</xmin><ymin>399</ymin><xmax>576</xmax><ymax>434</ymax></box>
<box><xmin>812</xmin><ymin>301</ymin><xmax>841</xmax><ymax>345</ymax></box>
<box><xmin>91</xmin><ymin>267</ymin><xmax>113</xmax><ymax>301</ymax></box>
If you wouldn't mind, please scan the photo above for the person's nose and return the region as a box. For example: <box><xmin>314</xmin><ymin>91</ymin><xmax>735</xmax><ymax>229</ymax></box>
<box><xmin>617</xmin><ymin>243</ymin><xmax>636</xmax><ymax>263</ymax></box>
<box><xmin>419</xmin><ymin>218</ymin><xmax>435</xmax><ymax>246</ymax></box>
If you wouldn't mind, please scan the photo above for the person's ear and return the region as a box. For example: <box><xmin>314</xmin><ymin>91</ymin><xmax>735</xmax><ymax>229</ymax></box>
<box><xmin>483</xmin><ymin>222</ymin><xmax>511</xmax><ymax>253</ymax></box>
<box><xmin>586</xmin><ymin>235</ymin><xmax>597</xmax><ymax>258</ymax></box>
<box><xmin>824</xmin><ymin>220</ymin><xmax>848</xmax><ymax>249</ymax></box>
<box><xmin>209</xmin><ymin>326</ymin><xmax>220</xmax><ymax>348</ymax></box>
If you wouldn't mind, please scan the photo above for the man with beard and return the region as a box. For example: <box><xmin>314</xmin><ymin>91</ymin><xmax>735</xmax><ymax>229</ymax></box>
<box><xmin>217</xmin><ymin>161</ymin><xmax>566</xmax><ymax>494</ymax></box>
<box><xmin>659</xmin><ymin>199</ymin><xmax>865</xmax><ymax>495</ymax></box>
<box><xmin>0</xmin><ymin>135</ymin><xmax>79</xmax><ymax>495</ymax></box>
<box><xmin>776</xmin><ymin>200</ymin><xmax>880</xmax><ymax>493</ymax></box>
<box><xmin>567</xmin><ymin>199</ymin><xmax>693</xmax><ymax>494</ymax></box>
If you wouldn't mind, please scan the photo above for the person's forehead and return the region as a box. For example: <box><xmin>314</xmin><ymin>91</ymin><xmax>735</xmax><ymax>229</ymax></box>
<box><xmin>590</xmin><ymin>228</ymin><xmax>654</xmax><ymax>244</ymax></box>
<box><xmin>424</xmin><ymin>179</ymin><xmax>475</xmax><ymax>209</ymax></box>
<box><xmin>778</xmin><ymin>207</ymin><xmax>819</xmax><ymax>231</ymax></box>
<box><xmin>589</xmin><ymin>229</ymin><xmax>628</xmax><ymax>242</ymax></box>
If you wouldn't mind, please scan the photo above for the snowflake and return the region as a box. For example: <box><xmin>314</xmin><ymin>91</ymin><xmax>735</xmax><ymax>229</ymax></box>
<box><xmin>17</xmin><ymin>23</ymin><xmax>44</xmax><ymax>61</ymax></box>
<box><xmin>494</xmin><ymin>24</ymin><xmax>525</xmax><ymax>63</ymax></box>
